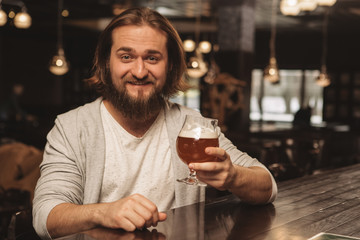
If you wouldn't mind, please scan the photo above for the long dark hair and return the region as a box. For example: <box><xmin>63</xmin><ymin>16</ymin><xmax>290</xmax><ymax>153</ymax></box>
<box><xmin>87</xmin><ymin>7</ymin><xmax>189</xmax><ymax>98</ymax></box>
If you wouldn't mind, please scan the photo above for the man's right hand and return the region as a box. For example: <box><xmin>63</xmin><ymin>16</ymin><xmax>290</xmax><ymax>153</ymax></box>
<box><xmin>47</xmin><ymin>194</ymin><xmax>167</xmax><ymax>238</ymax></box>
<box><xmin>98</xmin><ymin>193</ymin><xmax>167</xmax><ymax>231</ymax></box>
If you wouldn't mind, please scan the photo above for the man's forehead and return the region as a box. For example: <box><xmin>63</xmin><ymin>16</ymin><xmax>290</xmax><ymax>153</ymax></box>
<box><xmin>111</xmin><ymin>25</ymin><xmax>168</xmax><ymax>51</ymax></box>
<box><xmin>112</xmin><ymin>24</ymin><xmax>167</xmax><ymax>39</ymax></box>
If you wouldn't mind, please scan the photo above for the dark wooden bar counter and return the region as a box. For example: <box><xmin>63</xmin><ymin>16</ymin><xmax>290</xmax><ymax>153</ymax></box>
<box><xmin>8</xmin><ymin>163</ymin><xmax>360</xmax><ymax>240</ymax></box>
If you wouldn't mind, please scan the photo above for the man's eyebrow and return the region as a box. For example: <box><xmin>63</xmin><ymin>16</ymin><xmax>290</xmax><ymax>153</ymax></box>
<box><xmin>147</xmin><ymin>49</ymin><xmax>162</xmax><ymax>55</ymax></box>
<box><xmin>116</xmin><ymin>47</ymin><xmax>162</xmax><ymax>55</ymax></box>
<box><xmin>116</xmin><ymin>47</ymin><xmax>133</xmax><ymax>53</ymax></box>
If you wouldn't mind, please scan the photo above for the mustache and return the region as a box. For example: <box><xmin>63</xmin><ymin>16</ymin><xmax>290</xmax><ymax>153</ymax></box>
<box><xmin>123</xmin><ymin>75</ymin><xmax>155</xmax><ymax>85</ymax></box>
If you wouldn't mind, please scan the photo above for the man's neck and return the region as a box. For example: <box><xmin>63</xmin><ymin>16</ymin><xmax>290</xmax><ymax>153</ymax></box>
<box><xmin>103</xmin><ymin>100</ymin><xmax>160</xmax><ymax>138</ymax></box>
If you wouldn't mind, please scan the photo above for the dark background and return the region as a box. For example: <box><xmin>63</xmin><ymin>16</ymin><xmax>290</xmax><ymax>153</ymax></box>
<box><xmin>1</xmin><ymin>0</ymin><xmax>360</xmax><ymax>149</ymax></box>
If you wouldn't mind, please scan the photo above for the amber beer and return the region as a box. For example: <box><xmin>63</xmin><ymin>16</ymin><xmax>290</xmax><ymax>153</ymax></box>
<box><xmin>176</xmin><ymin>134</ymin><xmax>219</xmax><ymax>164</ymax></box>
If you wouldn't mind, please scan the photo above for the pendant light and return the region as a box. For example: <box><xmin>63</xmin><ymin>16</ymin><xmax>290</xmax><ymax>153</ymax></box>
<box><xmin>187</xmin><ymin>48</ymin><xmax>209</xmax><ymax>79</ymax></box>
<box><xmin>183</xmin><ymin>39</ymin><xmax>196</xmax><ymax>52</ymax></box>
<box><xmin>13</xmin><ymin>6</ymin><xmax>31</xmax><ymax>29</ymax></box>
<box><xmin>316</xmin><ymin>66</ymin><xmax>331</xmax><ymax>87</ymax></box>
<box><xmin>186</xmin><ymin>0</ymin><xmax>208</xmax><ymax>79</ymax></box>
<box><xmin>198</xmin><ymin>40</ymin><xmax>212</xmax><ymax>54</ymax></box>
<box><xmin>316</xmin><ymin>9</ymin><xmax>331</xmax><ymax>87</ymax></box>
<box><xmin>49</xmin><ymin>0</ymin><xmax>69</xmax><ymax>76</ymax></box>
<box><xmin>264</xmin><ymin>0</ymin><xmax>280</xmax><ymax>84</ymax></box>
<box><xmin>0</xmin><ymin>0</ymin><xmax>7</xmax><ymax>26</ymax></box>
<box><xmin>298</xmin><ymin>0</ymin><xmax>317</xmax><ymax>12</ymax></box>
<box><xmin>280</xmin><ymin>0</ymin><xmax>300</xmax><ymax>16</ymax></box>
<box><xmin>0</xmin><ymin>0</ymin><xmax>31</xmax><ymax>28</ymax></box>
<box><xmin>280</xmin><ymin>0</ymin><xmax>336</xmax><ymax>16</ymax></box>
<box><xmin>317</xmin><ymin>0</ymin><xmax>336</xmax><ymax>6</ymax></box>
<box><xmin>264</xmin><ymin>57</ymin><xmax>280</xmax><ymax>83</ymax></box>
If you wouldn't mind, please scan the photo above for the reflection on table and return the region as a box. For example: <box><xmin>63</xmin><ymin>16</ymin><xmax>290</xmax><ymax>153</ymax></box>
<box><xmin>50</xmin><ymin>198</ymin><xmax>275</xmax><ymax>240</ymax></box>
<box><xmin>8</xmin><ymin>163</ymin><xmax>360</xmax><ymax>240</ymax></box>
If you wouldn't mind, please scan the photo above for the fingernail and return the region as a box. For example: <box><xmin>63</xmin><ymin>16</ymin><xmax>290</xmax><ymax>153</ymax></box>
<box><xmin>189</xmin><ymin>163</ymin><xmax>194</xmax><ymax>169</ymax></box>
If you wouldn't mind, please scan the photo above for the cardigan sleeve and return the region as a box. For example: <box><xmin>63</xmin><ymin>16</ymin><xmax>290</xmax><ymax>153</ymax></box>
<box><xmin>219</xmin><ymin>132</ymin><xmax>278</xmax><ymax>203</ymax></box>
<box><xmin>32</xmin><ymin>116</ymin><xmax>85</xmax><ymax>240</ymax></box>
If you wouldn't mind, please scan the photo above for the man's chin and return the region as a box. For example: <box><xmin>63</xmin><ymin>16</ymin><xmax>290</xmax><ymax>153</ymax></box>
<box><xmin>128</xmin><ymin>89</ymin><xmax>154</xmax><ymax>99</ymax></box>
<box><xmin>126</xmin><ymin>95</ymin><xmax>153</xmax><ymax>104</ymax></box>
<box><xmin>126</xmin><ymin>85</ymin><xmax>154</xmax><ymax>97</ymax></box>
<box><xmin>105</xmin><ymin>83</ymin><xmax>165</xmax><ymax>121</ymax></box>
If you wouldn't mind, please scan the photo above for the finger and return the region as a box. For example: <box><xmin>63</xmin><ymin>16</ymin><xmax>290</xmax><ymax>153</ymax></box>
<box><xmin>132</xmin><ymin>194</ymin><xmax>160</xmax><ymax>227</ymax></box>
<box><xmin>189</xmin><ymin>162</ymin><xmax>222</xmax><ymax>173</ymax></box>
<box><xmin>118</xmin><ymin>195</ymin><xmax>152</xmax><ymax>229</ymax></box>
<box><xmin>142</xmin><ymin>204</ymin><xmax>159</xmax><ymax>227</ymax></box>
<box><xmin>205</xmin><ymin>147</ymin><xmax>228</xmax><ymax>161</ymax></box>
<box><xmin>196</xmin><ymin>172</ymin><xmax>218</xmax><ymax>182</ymax></box>
<box><xmin>125</xmin><ymin>206</ymin><xmax>149</xmax><ymax>230</ymax></box>
<box><xmin>120</xmin><ymin>216</ymin><xmax>138</xmax><ymax>232</ymax></box>
<box><xmin>135</xmin><ymin>206</ymin><xmax>156</xmax><ymax>228</ymax></box>
<box><xmin>133</xmin><ymin>205</ymin><xmax>157</xmax><ymax>229</ymax></box>
<box><xmin>150</xmin><ymin>212</ymin><xmax>167</xmax><ymax>227</ymax></box>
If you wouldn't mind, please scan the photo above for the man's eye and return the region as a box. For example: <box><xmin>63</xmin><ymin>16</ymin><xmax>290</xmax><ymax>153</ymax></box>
<box><xmin>147</xmin><ymin>56</ymin><xmax>158</xmax><ymax>62</ymax></box>
<box><xmin>121</xmin><ymin>55</ymin><xmax>131</xmax><ymax>60</ymax></box>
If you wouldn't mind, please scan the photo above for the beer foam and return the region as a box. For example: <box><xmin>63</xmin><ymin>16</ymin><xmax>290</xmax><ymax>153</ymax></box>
<box><xmin>179</xmin><ymin>129</ymin><xmax>218</xmax><ymax>139</ymax></box>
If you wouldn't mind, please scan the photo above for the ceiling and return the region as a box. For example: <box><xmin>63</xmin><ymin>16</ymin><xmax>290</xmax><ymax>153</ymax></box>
<box><xmin>256</xmin><ymin>0</ymin><xmax>360</xmax><ymax>32</ymax></box>
<box><xmin>2</xmin><ymin>0</ymin><xmax>360</xmax><ymax>35</ymax></box>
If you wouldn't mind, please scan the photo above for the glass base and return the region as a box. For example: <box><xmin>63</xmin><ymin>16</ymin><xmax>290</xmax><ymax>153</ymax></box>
<box><xmin>176</xmin><ymin>177</ymin><xmax>207</xmax><ymax>186</ymax></box>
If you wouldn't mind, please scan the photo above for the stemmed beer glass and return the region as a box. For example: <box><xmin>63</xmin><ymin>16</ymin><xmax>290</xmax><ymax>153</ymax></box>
<box><xmin>176</xmin><ymin>115</ymin><xmax>220</xmax><ymax>186</ymax></box>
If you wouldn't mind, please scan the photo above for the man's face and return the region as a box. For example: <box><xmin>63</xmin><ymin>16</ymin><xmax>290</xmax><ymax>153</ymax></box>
<box><xmin>109</xmin><ymin>25</ymin><xmax>168</xmax><ymax>103</ymax></box>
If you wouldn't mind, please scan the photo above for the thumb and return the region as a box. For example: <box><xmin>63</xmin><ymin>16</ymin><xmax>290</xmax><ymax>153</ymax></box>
<box><xmin>158</xmin><ymin>212</ymin><xmax>167</xmax><ymax>221</ymax></box>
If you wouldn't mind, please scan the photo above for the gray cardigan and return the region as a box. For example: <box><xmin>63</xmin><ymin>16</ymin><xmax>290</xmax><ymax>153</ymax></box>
<box><xmin>32</xmin><ymin>98</ymin><xmax>277</xmax><ymax>239</ymax></box>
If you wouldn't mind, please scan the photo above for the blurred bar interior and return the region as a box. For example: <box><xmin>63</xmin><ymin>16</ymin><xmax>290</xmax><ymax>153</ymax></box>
<box><xmin>1</xmin><ymin>0</ymin><xmax>360</xmax><ymax>223</ymax></box>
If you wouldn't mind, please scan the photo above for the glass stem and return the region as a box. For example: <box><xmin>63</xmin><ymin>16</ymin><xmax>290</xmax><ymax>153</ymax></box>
<box><xmin>189</xmin><ymin>168</ymin><xmax>197</xmax><ymax>179</ymax></box>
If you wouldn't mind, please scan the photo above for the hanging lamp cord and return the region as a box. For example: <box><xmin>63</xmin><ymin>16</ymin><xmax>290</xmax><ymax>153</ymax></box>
<box><xmin>321</xmin><ymin>9</ymin><xmax>330</xmax><ymax>71</ymax></box>
<box><xmin>195</xmin><ymin>0</ymin><xmax>202</xmax><ymax>45</ymax></box>
<box><xmin>57</xmin><ymin>0</ymin><xmax>64</xmax><ymax>50</ymax></box>
<box><xmin>269</xmin><ymin>0</ymin><xmax>278</xmax><ymax>59</ymax></box>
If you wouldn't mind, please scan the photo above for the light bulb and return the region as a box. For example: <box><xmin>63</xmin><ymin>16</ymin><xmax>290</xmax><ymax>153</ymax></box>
<box><xmin>0</xmin><ymin>8</ymin><xmax>7</xmax><ymax>26</ymax></box>
<box><xmin>298</xmin><ymin>0</ymin><xmax>317</xmax><ymax>11</ymax></box>
<box><xmin>317</xmin><ymin>0</ymin><xmax>336</xmax><ymax>6</ymax></box>
<box><xmin>61</xmin><ymin>9</ymin><xmax>69</xmax><ymax>17</ymax></box>
<box><xmin>8</xmin><ymin>10</ymin><xmax>15</xmax><ymax>19</ymax></box>
<box><xmin>316</xmin><ymin>73</ymin><xmax>330</xmax><ymax>87</ymax></box>
<box><xmin>187</xmin><ymin>56</ymin><xmax>208</xmax><ymax>79</ymax></box>
<box><xmin>191</xmin><ymin>59</ymin><xmax>199</xmax><ymax>68</ymax></box>
<box><xmin>14</xmin><ymin>12</ymin><xmax>32</xmax><ymax>29</ymax></box>
<box><xmin>49</xmin><ymin>48</ymin><xmax>69</xmax><ymax>75</ymax></box>
<box><xmin>287</xmin><ymin>0</ymin><xmax>299</xmax><ymax>4</ymax></box>
<box><xmin>264</xmin><ymin>57</ymin><xmax>280</xmax><ymax>84</ymax></box>
<box><xmin>280</xmin><ymin>0</ymin><xmax>300</xmax><ymax>16</ymax></box>
<box><xmin>316</xmin><ymin>66</ymin><xmax>331</xmax><ymax>87</ymax></box>
<box><xmin>198</xmin><ymin>41</ymin><xmax>212</xmax><ymax>54</ymax></box>
<box><xmin>183</xmin><ymin>39</ymin><xmax>196</xmax><ymax>52</ymax></box>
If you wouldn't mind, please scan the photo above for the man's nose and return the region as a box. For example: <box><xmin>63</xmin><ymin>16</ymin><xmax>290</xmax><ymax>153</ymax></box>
<box><xmin>131</xmin><ymin>58</ymin><xmax>148</xmax><ymax>79</ymax></box>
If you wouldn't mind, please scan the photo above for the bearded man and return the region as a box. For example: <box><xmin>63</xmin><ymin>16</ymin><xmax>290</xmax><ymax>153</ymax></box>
<box><xmin>32</xmin><ymin>7</ymin><xmax>277</xmax><ymax>240</ymax></box>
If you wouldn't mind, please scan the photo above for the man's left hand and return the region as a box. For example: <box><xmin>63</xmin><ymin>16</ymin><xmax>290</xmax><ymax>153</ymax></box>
<box><xmin>189</xmin><ymin>147</ymin><xmax>237</xmax><ymax>191</ymax></box>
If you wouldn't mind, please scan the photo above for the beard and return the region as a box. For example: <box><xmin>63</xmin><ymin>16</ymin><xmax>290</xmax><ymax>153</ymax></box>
<box><xmin>104</xmin><ymin>76</ymin><xmax>165</xmax><ymax>122</ymax></box>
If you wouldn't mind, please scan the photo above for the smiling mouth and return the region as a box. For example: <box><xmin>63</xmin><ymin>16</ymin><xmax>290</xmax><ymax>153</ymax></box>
<box><xmin>128</xmin><ymin>81</ymin><xmax>152</xmax><ymax>86</ymax></box>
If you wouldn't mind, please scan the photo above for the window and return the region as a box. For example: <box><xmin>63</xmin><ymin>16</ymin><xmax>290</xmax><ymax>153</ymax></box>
<box><xmin>250</xmin><ymin>69</ymin><xmax>323</xmax><ymax>125</ymax></box>
<box><xmin>170</xmin><ymin>77</ymin><xmax>200</xmax><ymax>112</ymax></box>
